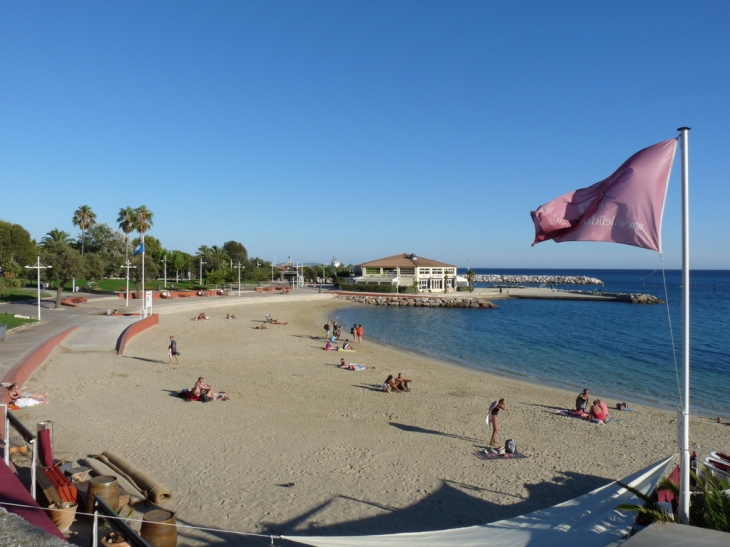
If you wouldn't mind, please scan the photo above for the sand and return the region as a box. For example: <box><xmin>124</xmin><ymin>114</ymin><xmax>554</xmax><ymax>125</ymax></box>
<box><xmin>14</xmin><ymin>296</ymin><xmax>730</xmax><ymax>546</ymax></box>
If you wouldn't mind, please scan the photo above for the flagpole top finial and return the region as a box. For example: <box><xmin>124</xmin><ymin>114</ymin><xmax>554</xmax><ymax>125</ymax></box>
<box><xmin>677</xmin><ymin>127</ymin><xmax>691</xmax><ymax>131</ymax></box>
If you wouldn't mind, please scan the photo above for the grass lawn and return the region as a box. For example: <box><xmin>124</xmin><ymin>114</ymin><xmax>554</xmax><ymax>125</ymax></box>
<box><xmin>0</xmin><ymin>288</ymin><xmax>53</xmax><ymax>303</ymax></box>
<box><xmin>0</xmin><ymin>312</ymin><xmax>38</xmax><ymax>330</ymax></box>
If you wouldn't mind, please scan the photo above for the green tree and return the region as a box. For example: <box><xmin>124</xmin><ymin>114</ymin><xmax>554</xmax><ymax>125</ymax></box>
<box><xmin>0</xmin><ymin>220</ymin><xmax>37</xmax><ymax>272</ymax></box>
<box><xmin>41</xmin><ymin>228</ymin><xmax>73</xmax><ymax>248</ymax></box>
<box><xmin>117</xmin><ymin>206</ymin><xmax>135</xmax><ymax>275</ymax></box>
<box><xmin>223</xmin><ymin>241</ymin><xmax>248</xmax><ymax>264</ymax></box>
<box><xmin>131</xmin><ymin>253</ymin><xmax>160</xmax><ymax>292</ymax></box>
<box><xmin>41</xmin><ymin>242</ymin><xmax>84</xmax><ymax>308</ymax></box>
<box><xmin>84</xmin><ymin>253</ymin><xmax>105</xmax><ymax>282</ymax></box>
<box><xmin>466</xmin><ymin>269</ymin><xmax>475</xmax><ymax>293</ymax></box>
<box><xmin>132</xmin><ymin>206</ymin><xmax>154</xmax><ymax>289</ymax></box>
<box><xmin>72</xmin><ymin>205</ymin><xmax>97</xmax><ymax>256</ymax></box>
<box><xmin>205</xmin><ymin>268</ymin><xmax>228</xmax><ymax>285</ymax></box>
<box><xmin>85</xmin><ymin>223</ymin><xmax>126</xmax><ymax>277</ymax></box>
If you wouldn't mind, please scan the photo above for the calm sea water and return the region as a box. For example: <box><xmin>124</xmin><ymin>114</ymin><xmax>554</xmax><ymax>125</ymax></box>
<box><xmin>333</xmin><ymin>269</ymin><xmax>730</xmax><ymax>416</ymax></box>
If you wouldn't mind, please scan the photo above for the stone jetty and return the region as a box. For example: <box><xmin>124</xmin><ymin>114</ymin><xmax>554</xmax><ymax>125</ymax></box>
<box><xmin>475</xmin><ymin>274</ymin><xmax>603</xmax><ymax>285</ymax></box>
<box><xmin>338</xmin><ymin>295</ymin><xmax>498</xmax><ymax>308</ymax></box>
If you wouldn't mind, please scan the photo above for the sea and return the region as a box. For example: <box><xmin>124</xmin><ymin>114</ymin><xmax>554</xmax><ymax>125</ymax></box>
<box><xmin>333</xmin><ymin>269</ymin><xmax>730</xmax><ymax>417</ymax></box>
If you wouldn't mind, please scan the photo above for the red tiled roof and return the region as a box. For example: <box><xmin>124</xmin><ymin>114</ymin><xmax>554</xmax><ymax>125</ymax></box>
<box><xmin>357</xmin><ymin>253</ymin><xmax>455</xmax><ymax>268</ymax></box>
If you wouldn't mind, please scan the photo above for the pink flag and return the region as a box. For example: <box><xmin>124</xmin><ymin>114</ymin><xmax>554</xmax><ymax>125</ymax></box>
<box><xmin>531</xmin><ymin>139</ymin><xmax>678</xmax><ymax>251</ymax></box>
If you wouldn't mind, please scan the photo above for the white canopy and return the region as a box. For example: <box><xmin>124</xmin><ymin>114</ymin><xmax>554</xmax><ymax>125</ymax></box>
<box><xmin>283</xmin><ymin>456</ymin><xmax>673</xmax><ymax>547</ymax></box>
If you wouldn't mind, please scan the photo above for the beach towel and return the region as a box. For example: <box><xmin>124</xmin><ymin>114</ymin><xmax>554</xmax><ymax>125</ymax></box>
<box><xmin>337</xmin><ymin>348</ymin><xmax>356</xmax><ymax>352</ymax></box>
<box><xmin>485</xmin><ymin>401</ymin><xmax>497</xmax><ymax>428</ymax></box>
<box><xmin>475</xmin><ymin>450</ymin><xmax>528</xmax><ymax>461</ymax></box>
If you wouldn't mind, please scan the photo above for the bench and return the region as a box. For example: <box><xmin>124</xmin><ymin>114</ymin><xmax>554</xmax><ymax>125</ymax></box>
<box><xmin>178</xmin><ymin>293</ymin><xmax>191</xmax><ymax>298</ymax></box>
<box><xmin>71</xmin><ymin>297</ymin><xmax>87</xmax><ymax>304</ymax></box>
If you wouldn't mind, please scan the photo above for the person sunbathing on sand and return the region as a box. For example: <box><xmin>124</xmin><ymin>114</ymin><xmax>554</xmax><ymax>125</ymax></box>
<box><xmin>324</xmin><ymin>341</ymin><xmax>335</xmax><ymax>350</ymax></box>
<box><xmin>338</xmin><ymin>358</ymin><xmax>374</xmax><ymax>370</ymax></box>
<box><xmin>195</xmin><ymin>313</ymin><xmax>209</xmax><ymax>321</ymax></box>
<box><xmin>382</xmin><ymin>375</ymin><xmax>401</xmax><ymax>393</ymax></box>
<box><xmin>226</xmin><ymin>314</ymin><xmax>236</xmax><ymax>319</ymax></box>
<box><xmin>255</xmin><ymin>322</ymin><xmax>269</xmax><ymax>329</ymax></box>
<box><xmin>342</xmin><ymin>341</ymin><xmax>354</xmax><ymax>351</ymax></box>
<box><xmin>6</xmin><ymin>383</ymin><xmax>49</xmax><ymax>407</ymax></box>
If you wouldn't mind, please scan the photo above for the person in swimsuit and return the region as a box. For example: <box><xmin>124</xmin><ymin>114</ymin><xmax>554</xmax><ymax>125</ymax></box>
<box><xmin>395</xmin><ymin>373</ymin><xmax>411</xmax><ymax>392</ymax></box>
<box><xmin>342</xmin><ymin>341</ymin><xmax>353</xmax><ymax>351</ymax></box>
<box><xmin>6</xmin><ymin>383</ymin><xmax>48</xmax><ymax>407</ymax></box>
<box><xmin>324</xmin><ymin>340</ymin><xmax>334</xmax><ymax>350</ymax></box>
<box><xmin>192</xmin><ymin>377</ymin><xmax>215</xmax><ymax>399</ymax></box>
<box><xmin>338</xmin><ymin>358</ymin><xmax>374</xmax><ymax>370</ymax></box>
<box><xmin>382</xmin><ymin>375</ymin><xmax>401</xmax><ymax>393</ymax></box>
<box><xmin>356</xmin><ymin>324</ymin><xmax>363</xmax><ymax>343</ymax></box>
<box><xmin>590</xmin><ymin>400</ymin><xmax>606</xmax><ymax>424</ymax></box>
<box><xmin>575</xmin><ymin>389</ymin><xmax>589</xmax><ymax>415</ymax></box>
<box><xmin>168</xmin><ymin>336</ymin><xmax>180</xmax><ymax>364</ymax></box>
<box><xmin>489</xmin><ymin>398</ymin><xmax>509</xmax><ymax>446</ymax></box>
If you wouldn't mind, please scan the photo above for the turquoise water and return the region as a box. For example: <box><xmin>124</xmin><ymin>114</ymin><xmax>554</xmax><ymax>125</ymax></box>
<box><xmin>333</xmin><ymin>269</ymin><xmax>730</xmax><ymax>416</ymax></box>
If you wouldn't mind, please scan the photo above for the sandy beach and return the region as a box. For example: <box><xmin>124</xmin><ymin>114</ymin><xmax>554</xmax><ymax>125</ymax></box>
<box><xmin>13</xmin><ymin>296</ymin><xmax>730</xmax><ymax>546</ymax></box>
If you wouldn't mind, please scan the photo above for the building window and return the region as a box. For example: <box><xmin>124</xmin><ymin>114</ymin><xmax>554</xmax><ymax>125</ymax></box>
<box><xmin>431</xmin><ymin>268</ymin><xmax>443</xmax><ymax>276</ymax></box>
<box><xmin>445</xmin><ymin>268</ymin><xmax>456</xmax><ymax>275</ymax></box>
<box><xmin>366</xmin><ymin>268</ymin><xmax>380</xmax><ymax>275</ymax></box>
<box><xmin>419</xmin><ymin>279</ymin><xmax>429</xmax><ymax>289</ymax></box>
<box><xmin>419</xmin><ymin>268</ymin><xmax>430</xmax><ymax>275</ymax></box>
<box><xmin>399</xmin><ymin>268</ymin><xmax>415</xmax><ymax>275</ymax></box>
<box><xmin>384</xmin><ymin>268</ymin><xmax>397</xmax><ymax>276</ymax></box>
<box><xmin>432</xmin><ymin>279</ymin><xmax>443</xmax><ymax>290</ymax></box>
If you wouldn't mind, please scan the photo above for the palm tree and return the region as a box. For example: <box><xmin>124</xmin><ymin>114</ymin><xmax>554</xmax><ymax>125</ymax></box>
<box><xmin>133</xmin><ymin>206</ymin><xmax>154</xmax><ymax>297</ymax></box>
<box><xmin>117</xmin><ymin>206</ymin><xmax>135</xmax><ymax>261</ymax></box>
<box><xmin>41</xmin><ymin>229</ymin><xmax>73</xmax><ymax>248</ymax></box>
<box><xmin>72</xmin><ymin>205</ymin><xmax>96</xmax><ymax>256</ymax></box>
<box><xmin>466</xmin><ymin>269</ymin><xmax>475</xmax><ymax>293</ymax></box>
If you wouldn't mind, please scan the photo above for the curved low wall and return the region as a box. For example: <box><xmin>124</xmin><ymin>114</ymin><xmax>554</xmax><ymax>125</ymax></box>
<box><xmin>116</xmin><ymin>314</ymin><xmax>159</xmax><ymax>356</ymax></box>
<box><xmin>1</xmin><ymin>326</ymin><xmax>79</xmax><ymax>405</ymax></box>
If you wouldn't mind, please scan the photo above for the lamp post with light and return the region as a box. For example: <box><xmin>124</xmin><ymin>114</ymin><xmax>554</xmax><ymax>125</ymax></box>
<box><xmin>25</xmin><ymin>256</ymin><xmax>51</xmax><ymax>321</ymax></box>
<box><xmin>199</xmin><ymin>259</ymin><xmax>206</xmax><ymax>286</ymax></box>
<box><xmin>235</xmin><ymin>262</ymin><xmax>244</xmax><ymax>296</ymax></box>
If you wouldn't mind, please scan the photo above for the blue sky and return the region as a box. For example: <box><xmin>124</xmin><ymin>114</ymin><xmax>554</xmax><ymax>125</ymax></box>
<box><xmin>2</xmin><ymin>1</ymin><xmax>729</xmax><ymax>269</ymax></box>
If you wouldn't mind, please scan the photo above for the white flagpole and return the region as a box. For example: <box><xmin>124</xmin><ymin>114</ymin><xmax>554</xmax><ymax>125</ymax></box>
<box><xmin>142</xmin><ymin>234</ymin><xmax>146</xmax><ymax>317</ymax></box>
<box><xmin>678</xmin><ymin>126</ymin><xmax>691</xmax><ymax>524</ymax></box>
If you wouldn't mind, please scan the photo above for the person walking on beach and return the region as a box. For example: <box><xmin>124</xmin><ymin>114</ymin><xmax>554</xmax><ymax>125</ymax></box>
<box><xmin>350</xmin><ymin>324</ymin><xmax>357</xmax><ymax>341</ymax></box>
<box><xmin>168</xmin><ymin>336</ymin><xmax>180</xmax><ymax>364</ymax></box>
<box><xmin>324</xmin><ymin>321</ymin><xmax>332</xmax><ymax>339</ymax></box>
<box><xmin>487</xmin><ymin>398</ymin><xmax>509</xmax><ymax>447</ymax></box>
<box><xmin>356</xmin><ymin>324</ymin><xmax>363</xmax><ymax>343</ymax></box>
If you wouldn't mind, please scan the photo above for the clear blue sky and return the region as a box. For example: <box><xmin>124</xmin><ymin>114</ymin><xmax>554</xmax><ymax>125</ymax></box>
<box><xmin>2</xmin><ymin>1</ymin><xmax>728</xmax><ymax>269</ymax></box>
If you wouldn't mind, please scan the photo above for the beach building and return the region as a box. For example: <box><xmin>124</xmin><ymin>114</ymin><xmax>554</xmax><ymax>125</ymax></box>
<box><xmin>354</xmin><ymin>253</ymin><xmax>458</xmax><ymax>292</ymax></box>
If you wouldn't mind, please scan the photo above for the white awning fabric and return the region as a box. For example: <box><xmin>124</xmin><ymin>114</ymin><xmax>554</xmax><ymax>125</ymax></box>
<box><xmin>283</xmin><ymin>456</ymin><xmax>674</xmax><ymax>547</ymax></box>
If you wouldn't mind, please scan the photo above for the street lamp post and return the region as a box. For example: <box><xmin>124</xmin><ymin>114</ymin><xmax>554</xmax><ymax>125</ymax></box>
<box><xmin>122</xmin><ymin>260</ymin><xmax>136</xmax><ymax>307</ymax></box>
<box><xmin>199</xmin><ymin>259</ymin><xmax>206</xmax><ymax>286</ymax></box>
<box><xmin>25</xmin><ymin>256</ymin><xmax>51</xmax><ymax>320</ymax></box>
<box><xmin>235</xmin><ymin>262</ymin><xmax>244</xmax><ymax>296</ymax></box>
<box><xmin>163</xmin><ymin>253</ymin><xmax>168</xmax><ymax>289</ymax></box>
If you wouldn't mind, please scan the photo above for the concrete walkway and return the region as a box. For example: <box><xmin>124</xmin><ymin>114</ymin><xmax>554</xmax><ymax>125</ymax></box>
<box><xmin>1</xmin><ymin>289</ymin><xmax>332</xmax><ymax>382</ymax></box>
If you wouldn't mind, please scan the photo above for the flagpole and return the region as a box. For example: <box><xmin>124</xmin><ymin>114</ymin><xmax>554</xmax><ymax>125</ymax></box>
<box><xmin>678</xmin><ymin>126</ymin><xmax>691</xmax><ymax>524</ymax></box>
<box><xmin>142</xmin><ymin>234</ymin><xmax>146</xmax><ymax>317</ymax></box>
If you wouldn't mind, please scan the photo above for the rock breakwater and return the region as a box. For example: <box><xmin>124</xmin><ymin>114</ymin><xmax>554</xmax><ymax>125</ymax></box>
<box><xmin>475</xmin><ymin>274</ymin><xmax>603</xmax><ymax>285</ymax></box>
<box><xmin>338</xmin><ymin>295</ymin><xmax>498</xmax><ymax>308</ymax></box>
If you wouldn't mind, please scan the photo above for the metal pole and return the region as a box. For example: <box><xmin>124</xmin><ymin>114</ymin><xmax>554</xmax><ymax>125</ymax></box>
<box><xmin>141</xmin><ymin>234</ymin><xmax>146</xmax><ymax>317</ymax></box>
<box><xmin>25</xmin><ymin>256</ymin><xmax>50</xmax><ymax>321</ymax></box>
<box><xmin>199</xmin><ymin>259</ymin><xmax>205</xmax><ymax>286</ymax></box>
<box><xmin>678</xmin><ymin>127</ymin><xmax>691</xmax><ymax>524</ymax></box>
<box><xmin>163</xmin><ymin>253</ymin><xmax>167</xmax><ymax>289</ymax></box>
<box><xmin>2</xmin><ymin>405</ymin><xmax>8</xmax><ymax>466</ymax></box>
<box><xmin>30</xmin><ymin>439</ymin><xmax>37</xmax><ymax>499</ymax></box>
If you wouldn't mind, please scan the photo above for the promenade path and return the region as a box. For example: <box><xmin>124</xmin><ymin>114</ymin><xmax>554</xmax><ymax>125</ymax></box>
<box><xmin>1</xmin><ymin>288</ymin><xmax>332</xmax><ymax>382</ymax></box>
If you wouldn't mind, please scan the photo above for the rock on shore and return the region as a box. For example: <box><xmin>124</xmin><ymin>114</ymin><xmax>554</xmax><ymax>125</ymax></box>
<box><xmin>475</xmin><ymin>274</ymin><xmax>603</xmax><ymax>285</ymax></box>
<box><xmin>338</xmin><ymin>295</ymin><xmax>497</xmax><ymax>308</ymax></box>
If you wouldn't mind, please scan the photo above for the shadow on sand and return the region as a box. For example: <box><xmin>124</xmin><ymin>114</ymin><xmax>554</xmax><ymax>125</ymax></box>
<box><xmin>170</xmin><ymin>470</ymin><xmax>610</xmax><ymax>546</ymax></box>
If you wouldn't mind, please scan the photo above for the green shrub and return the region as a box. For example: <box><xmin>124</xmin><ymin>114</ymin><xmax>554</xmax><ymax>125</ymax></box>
<box><xmin>338</xmin><ymin>282</ymin><xmax>397</xmax><ymax>293</ymax></box>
